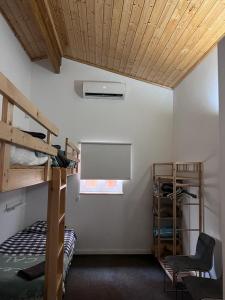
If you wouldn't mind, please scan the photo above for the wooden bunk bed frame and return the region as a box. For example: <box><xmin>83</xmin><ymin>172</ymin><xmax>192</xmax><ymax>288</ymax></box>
<box><xmin>0</xmin><ymin>72</ymin><xmax>80</xmax><ymax>300</ymax></box>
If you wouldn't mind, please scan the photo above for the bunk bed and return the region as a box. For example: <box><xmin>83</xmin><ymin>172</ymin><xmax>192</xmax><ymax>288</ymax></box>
<box><xmin>0</xmin><ymin>72</ymin><xmax>80</xmax><ymax>300</ymax></box>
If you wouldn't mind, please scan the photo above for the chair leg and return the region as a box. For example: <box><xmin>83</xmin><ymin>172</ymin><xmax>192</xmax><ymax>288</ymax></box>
<box><xmin>163</xmin><ymin>270</ymin><xmax>167</xmax><ymax>292</ymax></box>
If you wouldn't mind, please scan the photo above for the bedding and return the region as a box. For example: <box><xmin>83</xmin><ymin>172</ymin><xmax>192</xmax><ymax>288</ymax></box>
<box><xmin>0</xmin><ymin>254</ymin><xmax>71</xmax><ymax>300</ymax></box>
<box><xmin>9</xmin><ymin>130</ymin><xmax>78</xmax><ymax>167</ymax></box>
<box><xmin>10</xmin><ymin>146</ymin><xmax>77</xmax><ymax>168</ymax></box>
<box><xmin>9</xmin><ymin>130</ymin><xmax>49</xmax><ymax>166</ymax></box>
<box><xmin>10</xmin><ymin>146</ymin><xmax>48</xmax><ymax>166</ymax></box>
<box><xmin>0</xmin><ymin>221</ymin><xmax>77</xmax><ymax>300</ymax></box>
<box><xmin>0</xmin><ymin>223</ymin><xmax>76</xmax><ymax>258</ymax></box>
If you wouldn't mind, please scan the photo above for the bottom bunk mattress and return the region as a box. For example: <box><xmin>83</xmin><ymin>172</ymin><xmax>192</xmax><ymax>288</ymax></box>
<box><xmin>0</xmin><ymin>221</ymin><xmax>77</xmax><ymax>300</ymax></box>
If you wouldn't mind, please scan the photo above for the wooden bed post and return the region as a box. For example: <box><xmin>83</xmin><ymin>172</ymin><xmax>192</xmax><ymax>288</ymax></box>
<box><xmin>0</xmin><ymin>96</ymin><xmax>14</xmax><ymax>191</ymax></box>
<box><xmin>45</xmin><ymin>168</ymin><xmax>67</xmax><ymax>300</ymax></box>
<box><xmin>44</xmin><ymin>131</ymin><xmax>52</xmax><ymax>181</ymax></box>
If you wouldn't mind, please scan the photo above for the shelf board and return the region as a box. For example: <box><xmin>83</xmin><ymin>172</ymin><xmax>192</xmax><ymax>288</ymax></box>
<box><xmin>153</xmin><ymin>237</ymin><xmax>181</xmax><ymax>241</ymax></box>
<box><xmin>153</xmin><ymin>216</ymin><xmax>182</xmax><ymax>220</ymax></box>
<box><xmin>155</xmin><ymin>175</ymin><xmax>199</xmax><ymax>181</ymax></box>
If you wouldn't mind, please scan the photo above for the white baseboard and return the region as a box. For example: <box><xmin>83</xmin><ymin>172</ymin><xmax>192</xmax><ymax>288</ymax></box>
<box><xmin>75</xmin><ymin>249</ymin><xmax>152</xmax><ymax>255</ymax></box>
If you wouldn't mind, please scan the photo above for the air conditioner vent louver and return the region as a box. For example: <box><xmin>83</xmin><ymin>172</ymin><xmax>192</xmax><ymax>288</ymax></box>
<box><xmin>83</xmin><ymin>81</ymin><xmax>126</xmax><ymax>100</ymax></box>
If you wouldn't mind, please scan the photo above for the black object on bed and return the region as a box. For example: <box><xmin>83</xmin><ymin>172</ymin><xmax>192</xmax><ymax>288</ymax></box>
<box><xmin>22</xmin><ymin>130</ymin><xmax>46</xmax><ymax>140</ymax></box>
<box><xmin>17</xmin><ymin>261</ymin><xmax>45</xmax><ymax>281</ymax></box>
<box><xmin>51</xmin><ymin>147</ymin><xmax>77</xmax><ymax>168</ymax></box>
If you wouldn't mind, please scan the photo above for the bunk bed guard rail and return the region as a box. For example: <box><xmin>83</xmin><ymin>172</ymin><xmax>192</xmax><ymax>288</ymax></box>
<box><xmin>0</xmin><ymin>72</ymin><xmax>59</xmax><ymax>191</ymax></box>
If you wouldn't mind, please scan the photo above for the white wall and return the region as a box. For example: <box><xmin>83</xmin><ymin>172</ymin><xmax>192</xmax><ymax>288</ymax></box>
<box><xmin>0</xmin><ymin>14</ymin><xmax>32</xmax><ymax>243</ymax></box>
<box><xmin>28</xmin><ymin>58</ymin><xmax>174</xmax><ymax>254</ymax></box>
<box><xmin>173</xmin><ymin>47</ymin><xmax>221</xmax><ymax>277</ymax></box>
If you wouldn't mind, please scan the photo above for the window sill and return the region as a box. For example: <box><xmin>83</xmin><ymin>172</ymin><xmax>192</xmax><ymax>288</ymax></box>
<box><xmin>80</xmin><ymin>192</ymin><xmax>124</xmax><ymax>195</ymax></box>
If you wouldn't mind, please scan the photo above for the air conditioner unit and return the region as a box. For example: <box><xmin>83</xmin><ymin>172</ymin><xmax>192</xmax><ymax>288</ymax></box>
<box><xmin>83</xmin><ymin>81</ymin><xmax>126</xmax><ymax>100</ymax></box>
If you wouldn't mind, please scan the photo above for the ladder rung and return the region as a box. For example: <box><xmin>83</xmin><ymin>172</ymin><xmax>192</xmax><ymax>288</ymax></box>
<box><xmin>59</xmin><ymin>213</ymin><xmax>65</xmax><ymax>224</ymax></box>
<box><xmin>60</xmin><ymin>184</ymin><xmax>67</xmax><ymax>190</ymax></box>
<box><xmin>58</xmin><ymin>243</ymin><xmax>64</xmax><ymax>257</ymax></box>
<box><xmin>57</xmin><ymin>273</ymin><xmax>63</xmax><ymax>291</ymax></box>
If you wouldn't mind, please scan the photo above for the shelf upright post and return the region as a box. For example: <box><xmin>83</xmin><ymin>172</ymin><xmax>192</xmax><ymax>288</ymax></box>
<box><xmin>173</xmin><ymin>163</ymin><xmax>177</xmax><ymax>256</ymax></box>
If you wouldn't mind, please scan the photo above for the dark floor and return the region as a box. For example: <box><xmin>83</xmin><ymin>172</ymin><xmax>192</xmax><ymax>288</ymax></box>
<box><xmin>64</xmin><ymin>255</ymin><xmax>192</xmax><ymax>300</ymax></box>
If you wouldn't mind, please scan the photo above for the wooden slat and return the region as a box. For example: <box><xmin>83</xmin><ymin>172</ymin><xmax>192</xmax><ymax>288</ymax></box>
<box><xmin>86</xmin><ymin>0</ymin><xmax>96</xmax><ymax>63</ymax></box>
<box><xmin>140</xmin><ymin>0</ymin><xmax>191</xmax><ymax>79</ymax></box>
<box><xmin>48</xmin><ymin>0</ymin><xmax>69</xmax><ymax>49</ymax></box>
<box><xmin>0</xmin><ymin>72</ymin><xmax>59</xmax><ymax>135</ymax></box>
<box><xmin>2</xmin><ymin>0</ymin><xmax>225</xmax><ymax>87</ymax></box>
<box><xmin>71</xmin><ymin>0</ymin><xmax>87</xmax><ymax>60</ymax></box>
<box><xmin>124</xmin><ymin>0</ymin><xmax>155</xmax><ymax>74</ymax></box>
<box><xmin>118</xmin><ymin>0</ymin><xmax>145</xmax><ymax>72</ymax></box>
<box><xmin>16</xmin><ymin>0</ymin><xmax>47</xmax><ymax>56</ymax></box>
<box><xmin>1</xmin><ymin>164</ymin><xmax>79</xmax><ymax>192</ymax></box>
<box><xmin>45</xmin><ymin>131</ymin><xmax>52</xmax><ymax>181</ymax></box>
<box><xmin>102</xmin><ymin>0</ymin><xmax>114</xmax><ymax>66</ymax></box>
<box><xmin>135</xmin><ymin>0</ymin><xmax>178</xmax><ymax>78</ymax></box>
<box><xmin>29</xmin><ymin>0</ymin><xmax>62</xmax><ymax>73</ymax></box>
<box><xmin>113</xmin><ymin>0</ymin><xmax>134</xmax><ymax>69</ymax></box>
<box><xmin>130</xmin><ymin>0</ymin><xmax>167</xmax><ymax>75</ymax></box>
<box><xmin>0</xmin><ymin>97</ymin><xmax>14</xmax><ymax>191</ymax></box>
<box><xmin>0</xmin><ymin>122</ymin><xmax>57</xmax><ymax>156</ymax></box>
<box><xmin>146</xmin><ymin>0</ymin><xmax>206</xmax><ymax>83</ymax></box>
<box><xmin>95</xmin><ymin>0</ymin><xmax>104</xmax><ymax>66</ymax></box>
<box><xmin>77</xmin><ymin>0</ymin><xmax>90</xmax><ymax>62</ymax></box>
<box><xmin>0</xmin><ymin>0</ymin><xmax>38</xmax><ymax>59</ymax></box>
<box><xmin>160</xmin><ymin>0</ymin><xmax>222</xmax><ymax>84</ymax></box>
<box><xmin>45</xmin><ymin>167</ymin><xmax>67</xmax><ymax>300</ymax></box>
<box><xmin>168</xmin><ymin>3</ymin><xmax>225</xmax><ymax>86</ymax></box>
<box><xmin>152</xmin><ymin>0</ymin><xmax>216</xmax><ymax>83</ymax></box>
<box><xmin>106</xmin><ymin>0</ymin><xmax>124</xmax><ymax>68</ymax></box>
<box><xmin>66</xmin><ymin>138</ymin><xmax>80</xmax><ymax>154</ymax></box>
<box><xmin>4</xmin><ymin>167</ymin><xmax>46</xmax><ymax>192</ymax></box>
<box><xmin>60</xmin><ymin>0</ymin><xmax>79</xmax><ymax>58</ymax></box>
<box><xmin>65</xmin><ymin>137</ymin><xmax>80</xmax><ymax>163</ymax></box>
<box><xmin>45</xmin><ymin>168</ymin><xmax>61</xmax><ymax>300</ymax></box>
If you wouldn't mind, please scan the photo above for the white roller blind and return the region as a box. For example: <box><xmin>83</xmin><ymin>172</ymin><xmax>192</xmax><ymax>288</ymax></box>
<box><xmin>81</xmin><ymin>142</ymin><xmax>131</xmax><ymax>180</ymax></box>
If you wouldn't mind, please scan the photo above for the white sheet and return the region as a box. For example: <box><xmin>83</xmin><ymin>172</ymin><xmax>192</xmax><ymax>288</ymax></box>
<box><xmin>10</xmin><ymin>146</ymin><xmax>48</xmax><ymax>166</ymax></box>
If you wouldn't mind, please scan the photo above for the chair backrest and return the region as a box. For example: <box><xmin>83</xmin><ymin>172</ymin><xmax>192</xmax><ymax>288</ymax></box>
<box><xmin>195</xmin><ymin>232</ymin><xmax>215</xmax><ymax>271</ymax></box>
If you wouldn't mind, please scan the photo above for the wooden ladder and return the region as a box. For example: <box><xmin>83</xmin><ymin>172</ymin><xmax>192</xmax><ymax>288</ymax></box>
<box><xmin>45</xmin><ymin>168</ymin><xmax>67</xmax><ymax>300</ymax></box>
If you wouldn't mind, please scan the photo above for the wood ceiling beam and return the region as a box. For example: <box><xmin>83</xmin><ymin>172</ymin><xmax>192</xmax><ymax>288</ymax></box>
<box><xmin>29</xmin><ymin>0</ymin><xmax>62</xmax><ymax>73</ymax></box>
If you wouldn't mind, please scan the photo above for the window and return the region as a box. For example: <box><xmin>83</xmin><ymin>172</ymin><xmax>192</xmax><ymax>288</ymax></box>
<box><xmin>80</xmin><ymin>180</ymin><xmax>123</xmax><ymax>194</ymax></box>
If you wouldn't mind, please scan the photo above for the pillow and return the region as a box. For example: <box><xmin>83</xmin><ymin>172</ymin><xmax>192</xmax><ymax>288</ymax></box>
<box><xmin>24</xmin><ymin>220</ymin><xmax>47</xmax><ymax>234</ymax></box>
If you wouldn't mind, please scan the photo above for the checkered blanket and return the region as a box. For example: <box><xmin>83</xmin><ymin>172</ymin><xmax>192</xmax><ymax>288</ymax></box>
<box><xmin>0</xmin><ymin>222</ymin><xmax>77</xmax><ymax>258</ymax></box>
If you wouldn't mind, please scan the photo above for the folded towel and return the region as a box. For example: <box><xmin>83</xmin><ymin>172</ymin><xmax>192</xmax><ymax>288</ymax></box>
<box><xmin>17</xmin><ymin>261</ymin><xmax>45</xmax><ymax>281</ymax></box>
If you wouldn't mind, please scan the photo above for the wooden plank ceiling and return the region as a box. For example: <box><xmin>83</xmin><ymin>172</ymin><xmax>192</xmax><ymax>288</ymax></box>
<box><xmin>1</xmin><ymin>0</ymin><xmax>225</xmax><ymax>88</ymax></box>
